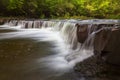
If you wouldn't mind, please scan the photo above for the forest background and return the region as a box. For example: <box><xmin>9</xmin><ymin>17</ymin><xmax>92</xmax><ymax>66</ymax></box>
<box><xmin>0</xmin><ymin>0</ymin><xmax>120</xmax><ymax>19</ymax></box>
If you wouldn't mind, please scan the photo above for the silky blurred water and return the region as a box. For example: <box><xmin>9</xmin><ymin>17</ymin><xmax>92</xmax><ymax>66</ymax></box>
<box><xmin>0</xmin><ymin>25</ymin><xmax>84</xmax><ymax>80</ymax></box>
<box><xmin>1</xmin><ymin>20</ymin><xmax>120</xmax><ymax>80</ymax></box>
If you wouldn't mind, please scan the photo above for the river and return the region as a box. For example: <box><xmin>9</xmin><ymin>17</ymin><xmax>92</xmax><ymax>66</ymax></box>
<box><xmin>0</xmin><ymin>20</ymin><xmax>120</xmax><ymax>80</ymax></box>
<box><xmin>0</xmin><ymin>24</ymin><xmax>83</xmax><ymax>80</ymax></box>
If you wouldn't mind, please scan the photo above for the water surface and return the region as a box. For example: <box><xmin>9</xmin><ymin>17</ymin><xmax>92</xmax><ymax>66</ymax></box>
<box><xmin>0</xmin><ymin>25</ymin><xmax>79</xmax><ymax>80</ymax></box>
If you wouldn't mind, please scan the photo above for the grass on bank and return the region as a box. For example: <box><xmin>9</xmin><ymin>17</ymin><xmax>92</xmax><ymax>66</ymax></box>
<box><xmin>0</xmin><ymin>15</ymin><xmax>120</xmax><ymax>20</ymax></box>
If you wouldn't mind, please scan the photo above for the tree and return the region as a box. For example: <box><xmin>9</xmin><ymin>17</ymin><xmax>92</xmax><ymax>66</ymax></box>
<box><xmin>0</xmin><ymin>0</ymin><xmax>120</xmax><ymax>19</ymax></box>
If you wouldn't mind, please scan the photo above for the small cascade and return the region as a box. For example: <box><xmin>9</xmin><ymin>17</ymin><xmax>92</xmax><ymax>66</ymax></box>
<box><xmin>55</xmin><ymin>22</ymin><xmax>78</xmax><ymax>49</ymax></box>
<box><xmin>65</xmin><ymin>24</ymin><xmax>98</xmax><ymax>64</ymax></box>
<box><xmin>4</xmin><ymin>19</ymin><xmax>120</xmax><ymax>66</ymax></box>
<box><xmin>3</xmin><ymin>20</ymin><xmax>94</xmax><ymax>61</ymax></box>
<box><xmin>33</xmin><ymin>21</ymin><xmax>41</xmax><ymax>28</ymax></box>
<box><xmin>6</xmin><ymin>20</ymin><xmax>18</xmax><ymax>26</ymax></box>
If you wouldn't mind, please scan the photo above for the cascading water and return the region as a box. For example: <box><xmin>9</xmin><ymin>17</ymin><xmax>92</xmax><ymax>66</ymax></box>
<box><xmin>2</xmin><ymin>19</ymin><xmax>119</xmax><ymax>70</ymax></box>
<box><xmin>1</xmin><ymin>20</ymin><xmax>98</xmax><ymax>70</ymax></box>
<box><xmin>64</xmin><ymin>24</ymin><xmax>98</xmax><ymax>66</ymax></box>
<box><xmin>1</xmin><ymin>19</ymin><xmax>120</xmax><ymax>80</ymax></box>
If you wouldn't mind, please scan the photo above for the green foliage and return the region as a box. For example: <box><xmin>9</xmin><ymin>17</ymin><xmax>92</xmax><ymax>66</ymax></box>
<box><xmin>0</xmin><ymin>0</ymin><xmax>120</xmax><ymax>19</ymax></box>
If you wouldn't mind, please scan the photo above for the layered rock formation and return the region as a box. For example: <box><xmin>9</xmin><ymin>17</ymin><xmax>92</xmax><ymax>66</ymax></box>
<box><xmin>75</xmin><ymin>22</ymin><xmax>120</xmax><ymax>77</ymax></box>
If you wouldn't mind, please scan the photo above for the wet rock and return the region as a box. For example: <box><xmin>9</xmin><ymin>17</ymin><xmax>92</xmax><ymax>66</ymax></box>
<box><xmin>94</xmin><ymin>27</ymin><xmax>120</xmax><ymax>65</ymax></box>
<box><xmin>0</xmin><ymin>19</ymin><xmax>7</xmax><ymax>25</ymax></box>
<box><xmin>76</xmin><ymin>23</ymin><xmax>120</xmax><ymax>65</ymax></box>
<box><xmin>25</xmin><ymin>22</ymin><xmax>28</xmax><ymax>28</ymax></box>
<box><xmin>75</xmin><ymin>55</ymin><xmax>120</xmax><ymax>78</ymax></box>
<box><xmin>74</xmin><ymin>56</ymin><xmax>108</xmax><ymax>77</ymax></box>
<box><xmin>76</xmin><ymin>24</ymin><xmax>88</xmax><ymax>43</ymax></box>
<box><xmin>103</xmin><ymin>28</ymin><xmax>120</xmax><ymax>65</ymax></box>
<box><xmin>75</xmin><ymin>22</ymin><xmax>120</xmax><ymax>77</ymax></box>
<box><xmin>94</xmin><ymin>28</ymin><xmax>112</xmax><ymax>56</ymax></box>
<box><xmin>75</xmin><ymin>23</ymin><xmax>112</xmax><ymax>44</ymax></box>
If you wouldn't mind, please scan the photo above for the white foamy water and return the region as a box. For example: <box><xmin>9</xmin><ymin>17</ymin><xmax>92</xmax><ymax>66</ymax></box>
<box><xmin>0</xmin><ymin>25</ymin><xmax>75</xmax><ymax>75</ymax></box>
<box><xmin>0</xmin><ymin>20</ymin><xmax>96</xmax><ymax>75</ymax></box>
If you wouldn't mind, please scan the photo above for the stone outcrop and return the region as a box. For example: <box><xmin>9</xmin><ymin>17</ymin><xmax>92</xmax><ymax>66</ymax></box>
<box><xmin>0</xmin><ymin>19</ymin><xmax>7</xmax><ymax>25</ymax></box>
<box><xmin>94</xmin><ymin>25</ymin><xmax>120</xmax><ymax>65</ymax></box>
<box><xmin>75</xmin><ymin>22</ymin><xmax>120</xmax><ymax>77</ymax></box>
<box><xmin>76</xmin><ymin>24</ymin><xmax>88</xmax><ymax>43</ymax></box>
<box><xmin>101</xmin><ymin>28</ymin><xmax>120</xmax><ymax>65</ymax></box>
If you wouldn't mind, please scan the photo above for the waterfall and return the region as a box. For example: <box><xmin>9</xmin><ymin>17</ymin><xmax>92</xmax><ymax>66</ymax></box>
<box><xmin>0</xmin><ymin>20</ymin><xmax>119</xmax><ymax>72</ymax></box>
<box><xmin>4</xmin><ymin>19</ymin><xmax>119</xmax><ymax>67</ymax></box>
<box><xmin>3</xmin><ymin>20</ymin><xmax>96</xmax><ymax>64</ymax></box>
<box><xmin>1</xmin><ymin>19</ymin><xmax>120</xmax><ymax>80</ymax></box>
